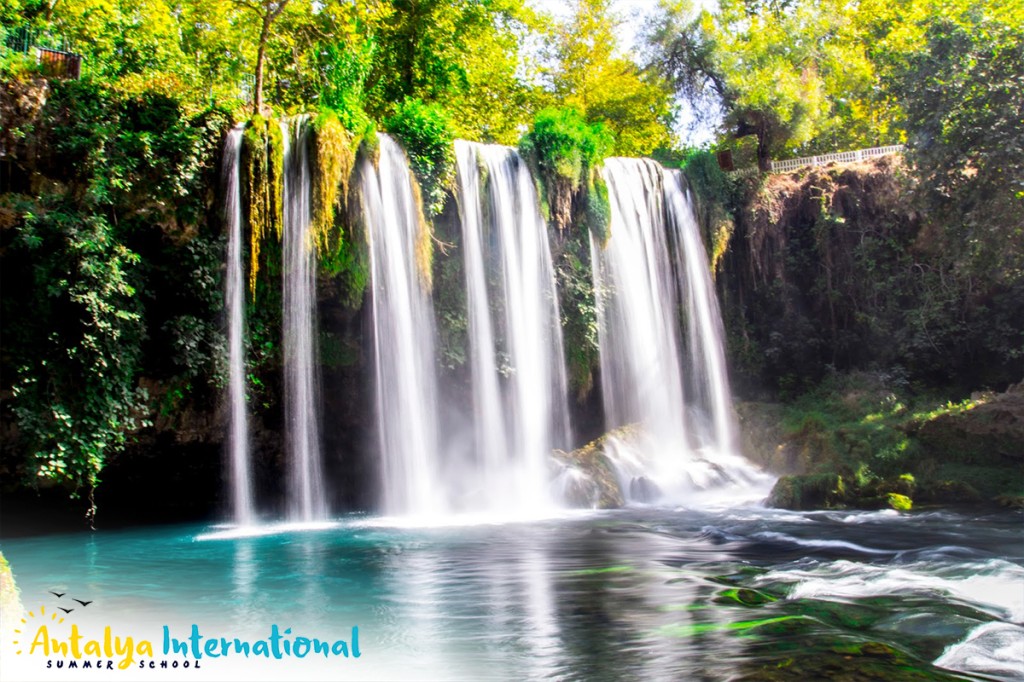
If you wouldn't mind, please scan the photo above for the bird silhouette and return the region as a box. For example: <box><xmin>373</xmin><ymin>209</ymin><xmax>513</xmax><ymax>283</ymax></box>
<box><xmin>49</xmin><ymin>591</ymin><xmax>66</xmax><ymax>598</ymax></box>
<box><xmin>73</xmin><ymin>599</ymin><xmax>93</xmax><ymax>607</ymax></box>
<box><xmin>58</xmin><ymin>607</ymin><xmax>74</xmax><ymax>614</ymax></box>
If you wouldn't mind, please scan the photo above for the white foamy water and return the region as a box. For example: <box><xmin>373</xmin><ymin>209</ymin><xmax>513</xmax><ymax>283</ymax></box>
<box><xmin>592</xmin><ymin>159</ymin><xmax>771</xmax><ymax>506</ymax></box>
<box><xmin>935</xmin><ymin>621</ymin><xmax>1024</xmax><ymax>680</ymax></box>
<box><xmin>281</xmin><ymin>118</ymin><xmax>327</xmax><ymax>521</ymax></box>
<box><xmin>362</xmin><ymin>135</ymin><xmax>446</xmax><ymax>516</ymax></box>
<box><xmin>452</xmin><ymin>140</ymin><xmax>571</xmax><ymax>513</ymax></box>
<box><xmin>222</xmin><ymin>126</ymin><xmax>254</xmax><ymax>524</ymax></box>
<box><xmin>757</xmin><ymin>558</ymin><xmax>1024</xmax><ymax>623</ymax></box>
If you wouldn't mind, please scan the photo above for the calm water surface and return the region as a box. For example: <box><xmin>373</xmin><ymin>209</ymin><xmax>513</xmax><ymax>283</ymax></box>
<box><xmin>2</xmin><ymin>507</ymin><xmax>1021</xmax><ymax>681</ymax></box>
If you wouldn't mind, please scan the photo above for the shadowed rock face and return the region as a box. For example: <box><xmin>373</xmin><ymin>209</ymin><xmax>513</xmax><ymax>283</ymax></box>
<box><xmin>742</xmin><ymin>381</ymin><xmax>1024</xmax><ymax>511</ymax></box>
<box><xmin>915</xmin><ymin>383</ymin><xmax>1024</xmax><ymax>463</ymax></box>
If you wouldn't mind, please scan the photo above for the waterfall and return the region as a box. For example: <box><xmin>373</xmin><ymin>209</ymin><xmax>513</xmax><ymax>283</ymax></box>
<box><xmin>361</xmin><ymin>135</ymin><xmax>446</xmax><ymax>516</ymax></box>
<box><xmin>223</xmin><ymin>126</ymin><xmax>255</xmax><ymax>525</ymax></box>
<box><xmin>453</xmin><ymin>141</ymin><xmax>571</xmax><ymax>512</ymax></box>
<box><xmin>281</xmin><ymin>119</ymin><xmax>327</xmax><ymax>521</ymax></box>
<box><xmin>593</xmin><ymin>158</ymin><xmax>768</xmax><ymax>503</ymax></box>
<box><xmin>665</xmin><ymin>170</ymin><xmax>734</xmax><ymax>453</ymax></box>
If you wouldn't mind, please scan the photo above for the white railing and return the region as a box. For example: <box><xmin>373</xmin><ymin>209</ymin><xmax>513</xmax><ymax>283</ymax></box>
<box><xmin>769</xmin><ymin>145</ymin><xmax>904</xmax><ymax>173</ymax></box>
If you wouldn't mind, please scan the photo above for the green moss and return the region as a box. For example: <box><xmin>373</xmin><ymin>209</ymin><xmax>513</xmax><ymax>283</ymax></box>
<box><xmin>769</xmin><ymin>372</ymin><xmax>1024</xmax><ymax>509</ymax></box>
<box><xmin>310</xmin><ymin>110</ymin><xmax>357</xmax><ymax>264</ymax></box>
<box><xmin>887</xmin><ymin>492</ymin><xmax>913</xmax><ymax>511</ymax></box>
<box><xmin>768</xmin><ymin>473</ymin><xmax>847</xmax><ymax>510</ymax></box>
<box><xmin>714</xmin><ymin>588</ymin><xmax>778</xmax><ymax>606</ymax></box>
<box><xmin>584</xmin><ymin>169</ymin><xmax>611</xmax><ymax>245</ymax></box>
<box><xmin>241</xmin><ymin>115</ymin><xmax>285</xmax><ymax>296</ymax></box>
<box><xmin>557</xmin><ymin>248</ymin><xmax>600</xmax><ymax>400</ymax></box>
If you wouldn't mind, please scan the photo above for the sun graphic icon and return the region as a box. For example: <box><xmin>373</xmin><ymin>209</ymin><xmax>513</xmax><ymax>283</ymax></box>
<box><xmin>13</xmin><ymin>605</ymin><xmax>67</xmax><ymax>655</ymax></box>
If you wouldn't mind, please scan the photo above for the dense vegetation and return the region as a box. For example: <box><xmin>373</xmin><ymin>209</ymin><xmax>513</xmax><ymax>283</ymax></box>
<box><xmin>1</xmin><ymin>0</ymin><xmax>1020</xmax><ymax>514</ymax></box>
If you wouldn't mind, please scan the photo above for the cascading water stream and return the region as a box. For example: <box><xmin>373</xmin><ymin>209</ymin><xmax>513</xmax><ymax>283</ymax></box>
<box><xmin>223</xmin><ymin>126</ymin><xmax>255</xmax><ymax>525</ymax></box>
<box><xmin>361</xmin><ymin>134</ymin><xmax>446</xmax><ymax>516</ymax></box>
<box><xmin>454</xmin><ymin>141</ymin><xmax>571</xmax><ymax>512</ymax></box>
<box><xmin>281</xmin><ymin>118</ymin><xmax>327</xmax><ymax>521</ymax></box>
<box><xmin>665</xmin><ymin>170</ymin><xmax>735</xmax><ymax>453</ymax></box>
<box><xmin>593</xmin><ymin>158</ymin><xmax>769</xmax><ymax>503</ymax></box>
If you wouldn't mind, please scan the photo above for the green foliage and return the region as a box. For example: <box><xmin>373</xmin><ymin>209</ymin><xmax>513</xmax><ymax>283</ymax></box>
<box><xmin>316</xmin><ymin>38</ymin><xmax>375</xmax><ymax>134</ymax></box>
<box><xmin>520</xmin><ymin>107</ymin><xmax>613</xmax><ymax>233</ymax></box>
<box><xmin>364</xmin><ymin>0</ymin><xmax>538</xmax><ymax>144</ymax></box>
<box><xmin>646</xmin><ymin>0</ymin><xmax>901</xmax><ymax>168</ymax></box>
<box><xmin>10</xmin><ymin>206</ymin><xmax>148</xmax><ymax>506</ymax></box>
<box><xmin>557</xmin><ymin>249</ymin><xmax>601</xmax><ymax>401</ymax></box>
<box><xmin>767</xmin><ymin>371</ymin><xmax>1019</xmax><ymax>509</ymax></box>
<box><xmin>385</xmin><ymin>97</ymin><xmax>454</xmax><ymax>216</ymax></box>
<box><xmin>892</xmin><ymin>11</ymin><xmax>1024</xmax><ymax>285</ymax></box>
<box><xmin>583</xmin><ymin>171</ymin><xmax>611</xmax><ymax>246</ymax></box>
<box><xmin>544</xmin><ymin>0</ymin><xmax>674</xmax><ymax>156</ymax></box>
<box><xmin>718</xmin><ymin>157</ymin><xmax>1024</xmax><ymax>395</ymax></box>
<box><xmin>678</xmin><ymin>149</ymin><xmax>741</xmax><ymax>275</ymax></box>
<box><xmin>0</xmin><ymin>77</ymin><xmax>229</xmax><ymax>519</ymax></box>
<box><xmin>520</xmin><ymin>107</ymin><xmax>613</xmax><ymax>189</ymax></box>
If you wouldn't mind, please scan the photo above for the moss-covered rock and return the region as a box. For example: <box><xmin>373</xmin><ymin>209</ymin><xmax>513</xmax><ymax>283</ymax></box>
<box><xmin>551</xmin><ymin>425</ymin><xmax>644</xmax><ymax>508</ymax></box>
<box><xmin>913</xmin><ymin>383</ymin><xmax>1024</xmax><ymax>465</ymax></box>
<box><xmin>754</xmin><ymin>373</ymin><xmax>1024</xmax><ymax>510</ymax></box>
<box><xmin>767</xmin><ymin>473</ymin><xmax>846</xmax><ymax>510</ymax></box>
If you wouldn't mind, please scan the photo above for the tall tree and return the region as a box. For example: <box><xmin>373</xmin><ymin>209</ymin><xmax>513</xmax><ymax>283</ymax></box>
<box><xmin>645</xmin><ymin>0</ymin><xmax>888</xmax><ymax>168</ymax></box>
<box><xmin>362</xmin><ymin>0</ymin><xmax>537</xmax><ymax>143</ymax></box>
<box><xmin>546</xmin><ymin>0</ymin><xmax>674</xmax><ymax>156</ymax></box>
<box><xmin>234</xmin><ymin>0</ymin><xmax>291</xmax><ymax>114</ymax></box>
<box><xmin>891</xmin><ymin>8</ymin><xmax>1024</xmax><ymax>283</ymax></box>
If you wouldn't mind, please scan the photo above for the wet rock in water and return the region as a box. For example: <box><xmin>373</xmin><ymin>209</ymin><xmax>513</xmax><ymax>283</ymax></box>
<box><xmin>629</xmin><ymin>476</ymin><xmax>660</xmax><ymax>502</ymax></box>
<box><xmin>553</xmin><ymin>464</ymin><xmax>607</xmax><ymax>508</ymax></box>
<box><xmin>551</xmin><ymin>425</ymin><xmax>643</xmax><ymax>508</ymax></box>
<box><xmin>767</xmin><ymin>473</ymin><xmax>846</xmax><ymax>510</ymax></box>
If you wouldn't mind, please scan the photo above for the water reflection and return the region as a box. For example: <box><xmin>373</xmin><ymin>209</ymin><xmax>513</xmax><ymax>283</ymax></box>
<box><xmin>231</xmin><ymin>539</ymin><xmax>261</xmax><ymax>631</ymax></box>
<box><xmin>2</xmin><ymin>509</ymin><xmax>1021</xmax><ymax>681</ymax></box>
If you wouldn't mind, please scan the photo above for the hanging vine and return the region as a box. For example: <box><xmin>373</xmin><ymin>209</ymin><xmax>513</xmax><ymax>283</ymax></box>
<box><xmin>310</xmin><ymin>111</ymin><xmax>357</xmax><ymax>261</ymax></box>
<box><xmin>242</xmin><ymin>115</ymin><xmax>284</xmax><ymax>296</ymax></box>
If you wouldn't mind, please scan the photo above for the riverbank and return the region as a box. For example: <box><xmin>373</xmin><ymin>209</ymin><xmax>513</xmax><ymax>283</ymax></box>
<box><xmin>737</xmin><ymin>372</ymin><xmax>1024</xmax><ymax>511</ymax></box>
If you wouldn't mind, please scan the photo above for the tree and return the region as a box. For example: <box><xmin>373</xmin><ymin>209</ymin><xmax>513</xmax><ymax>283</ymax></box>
<box><xmin>546</xmin><ymin>0</ymin><xmax>674</xmax><ymax>156</ymax></box>
<box><xmin>891</xmin><ymin>8</ymin><xmax>1024</xmax><ymax>283</ymax></box>
<box><xmin>645</xmin><ymin>0</ymin><xmax>890</xmax><ymax>169</ymax></box>
<box><xmin>233</xmin><ymin>0</ymin><xmax>291</xmax><ymax>114</ymax></box>
<box><xmin>362</xmin><ymin>0</ymin><xmax>537</xmax><ymax>142</ymax></box>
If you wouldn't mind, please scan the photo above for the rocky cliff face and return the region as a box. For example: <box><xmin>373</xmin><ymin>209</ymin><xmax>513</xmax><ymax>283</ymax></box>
<box><xmin>714</xmin><ymin>155</ymin><xmax>1022</xmax><ymax>398</ymax></box>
